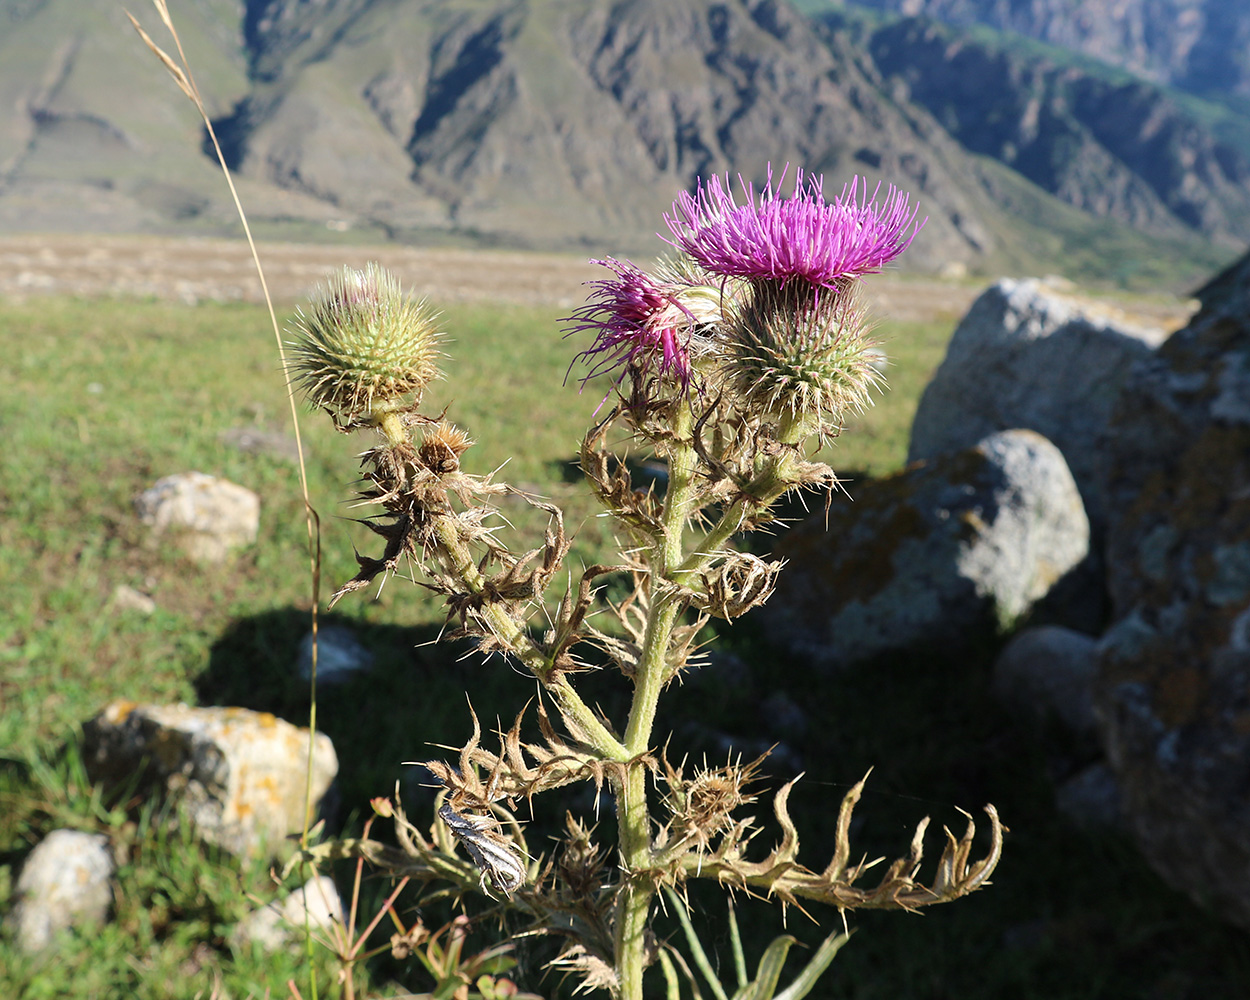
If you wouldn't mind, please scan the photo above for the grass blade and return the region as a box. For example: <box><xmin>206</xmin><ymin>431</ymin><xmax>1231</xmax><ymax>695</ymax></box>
<box><xmin>771</xmin><ymin>930</ymin><xmax>853</xmax><ymax>1000</ymax></box>
<box><xmin>663</xmin><ymin>886</ymin><xmax>730</xmax><ymax>1000</ymax></box>
<box><xmin>728</xmin><ymin>900</ymin><xmax>748</xmax><ymax>991</ymax></box>
<box><xmin>731</xmin><ymin>935</ymin><xmax>796</xmax><ymax>1000</ymax></box>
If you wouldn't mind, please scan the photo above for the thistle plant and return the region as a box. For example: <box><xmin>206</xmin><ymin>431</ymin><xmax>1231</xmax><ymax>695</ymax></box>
<box><xmin>287</xmin><ymin>167</ymin><xmax>1002</xmax><ymax>1000</ymax></box>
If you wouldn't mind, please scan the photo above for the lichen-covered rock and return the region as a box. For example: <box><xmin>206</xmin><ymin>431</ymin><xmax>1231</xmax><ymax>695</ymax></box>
<box><xmin>1094</xmin><ymin>249</ymin><xmax>1250</xmax><ymax>931</ymax></box>
<box><xmin>134</xmin><ymin>471</ymin><xmax>260</xmax><ymax>563</ymax></box>
<box><xmin>82</xmin><ymin>702</ymin><xmax>337</xmax><ymax>858</ymax></box>
<box><xmin>908</xmin><ymin>278</ymin><xmax>1170</xmax><ymax>531</ymax></box>
<box><xmin>992</xmin><ymin>624</ymin><xmax>1099</xmax><ymax>742</ymax></box>
<box><xmin>7</xmin><ymin>830</ymin><xmax>114</xmax><ymax>952</ymax></box>
<box><xmin>763</xmin><ymin>429</ymin><xmax>1089</xmax><ymax>669</ymax></box>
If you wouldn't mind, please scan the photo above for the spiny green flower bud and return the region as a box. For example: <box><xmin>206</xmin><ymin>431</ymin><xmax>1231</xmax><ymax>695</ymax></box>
<box><xmin>715</xmin><ymin>284</ymin><xmax>884</xmax><ymax>443</ymax></box>
<box><xmin>287</xmin><ymin>263</ymin><xmax>443</xmax><ymax>425</ymax></box>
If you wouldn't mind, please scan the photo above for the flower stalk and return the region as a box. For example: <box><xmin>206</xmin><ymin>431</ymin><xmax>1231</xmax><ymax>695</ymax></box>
<box><xmin>286</xmin><ymin>166</ymin><xmax>1000</xmax><ymax>1000</ymax></box>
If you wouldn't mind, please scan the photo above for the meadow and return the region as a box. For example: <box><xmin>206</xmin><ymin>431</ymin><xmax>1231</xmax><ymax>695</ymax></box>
<box><xmin>2</xmin><ymin>284</ymin><xmax>1248</xmax><ymax>998</ymax></box>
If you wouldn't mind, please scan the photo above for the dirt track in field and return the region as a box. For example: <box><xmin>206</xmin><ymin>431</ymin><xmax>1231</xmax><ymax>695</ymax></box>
<box><xmin>0</xmin><ymin>232</ymin><xmax>1197</xmax><ymax>330</ymax></box>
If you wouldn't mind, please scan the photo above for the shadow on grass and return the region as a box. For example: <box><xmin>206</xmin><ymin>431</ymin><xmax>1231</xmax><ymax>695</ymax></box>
<box><xmin>191</xmin><ymin>599</ymin><xmax>1250</xmax><ymax>999</ymax></box>
<box><xmin>197</xmin><ymin>611</ymin><xmax>537</xmax><ymax>814</ymax></box>
<box><xmin>663</xmin><ymin>620</ymin><xmax>1250</xmax><ymax>1000</ymax></box>
<box><xmin>195</xmin><ymin>608</ymin><xmax>634</xmax><ymax>830</ymax></box>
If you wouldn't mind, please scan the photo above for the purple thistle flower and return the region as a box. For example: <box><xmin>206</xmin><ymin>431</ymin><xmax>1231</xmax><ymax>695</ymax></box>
<box><xmin>665</xmin><ymin>167</ymin><xmax>924</xmax><ymax>290</ymax></box>
<box><xmin>565</xmin><ymin>258</ymin><xmax>723</xmax><ymax>389</ymax></box>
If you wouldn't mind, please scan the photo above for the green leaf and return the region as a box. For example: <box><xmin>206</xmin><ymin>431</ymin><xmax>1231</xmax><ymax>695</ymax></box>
<box><xmin>658</xmin><ymin>948</ymin><xmax>683</xmax><ymax>1000</ymax></box>
<box><xmin>772</xmin><ymin>930</ymin><xmax>853</xmax><ymax>1000</ymax></box>
<box><xmin>730</xmin><ymin>935</ymin><xmax>796</xmax><ymax>1000</ymax></box>
<box><xmin>728</xmin><ymin>901</ymin><xmax>748</xmax><ymax>991</ymax></box>
<box><xmin>432</xmin><ymin>975</ymin><xmax>468</xmax><ymax>1000</ymax></box>
<box><xmin>663</xmin><ymin>886</ymin><xmax>730</xmax><ymax>1000</ymax></box>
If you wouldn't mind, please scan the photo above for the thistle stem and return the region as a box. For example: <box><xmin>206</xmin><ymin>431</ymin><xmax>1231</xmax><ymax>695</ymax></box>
<box><xmin>429</xmin><ymin>515</ymin><xmax>628</xmax><ymax>762</ymax></box>
<box><xmin>615</xmin><ymin>401</ymin><xmax>699</xmax><ymax>1000</ymax></box>
<box><xmin>373</xmin><ymin>409</ymin><xmax>408</xmax><ymax>448</ymax></box>
<box><xmin>673</xmin><ymin>451</ymin><xmax>795</xmax><ymax>586</ymax></box>
<box><xmin>624</xmin><ymin>401</ymin><xmax>697</xmax><ymax>751</ymax></box>
<box><xmin>613</xmin><ymin>430</ymin><xmax>807</xmax><ymax>996</ymax></box>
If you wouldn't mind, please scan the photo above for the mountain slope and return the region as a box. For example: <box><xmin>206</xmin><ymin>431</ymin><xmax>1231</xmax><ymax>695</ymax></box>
<box><xmin>215</xmin><ymin>0</ymin><xmax>1007</xmax><ymax>265</ymax></box>
<box><xmin>0</xmin><ymin>0</ymin><xmax>1241</xmax><ymax>287</ymax></box>
<box><xmin>830</xmin><ymin>0</ymin><xmax>1250</xmax><ymax>102</ymax></box>
<box><xmin>812</xmin><ymin>10</ymin><xmax>1250</xmax><ymax>249</ymax></box>
<box><xmin>0</xmin><ymin>0</ymin><xmax>363</xmax><ymax>236</ymax></box>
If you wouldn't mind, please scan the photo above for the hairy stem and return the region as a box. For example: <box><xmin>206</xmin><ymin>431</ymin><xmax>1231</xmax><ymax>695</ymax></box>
<box><xmin>624</xmin><ymin>402</ymin><xmax>697</xmax><ymax>752</ymax></box>
<box><xmin>612</xmin><ymin>427</ymin><xmax>813</xmax><ymax>999</ymax></box>
<box><xmin>429</xmin><ymin>515</ymin><xmax>628</xmax><ymax>762</ymax></box>
<box><xmin>673</xmin><ymin>449</ymin><xmax>797</xmax><ymax>585</ymax></box>
<box><xmin>373</xmin><ymin>409</ymin><xmax>408</xmax><ymax>448</ymax></box>
<box><xmin>615</xmin><ymin>401</ymin><xmax>698</xmax><ymax>1000</ymax></box>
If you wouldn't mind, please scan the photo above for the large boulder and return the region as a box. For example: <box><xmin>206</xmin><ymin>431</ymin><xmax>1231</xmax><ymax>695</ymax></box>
<box><xmin>992</xmin><ymin>624</ymin><xmax>1099</xmax><ymax>744</ymax></box>
<box><xmin>908</xmin><ymin>278</ymin><xmax>1170</xmax><ymax>532</ymax></box>
<box><xmin>1094</xmin><ymin>249</ymin><xmax>1250</xmax><ymax>930</ymax></box>
<box><xmin>82</xmin><ymin>702</ymin><xmax>337</xmax><ymax>858</ymax></box>
<box><xmin>762</xmin><ymin>429</ymin><xmax>1089</xmax><ymax>669</ymax></box>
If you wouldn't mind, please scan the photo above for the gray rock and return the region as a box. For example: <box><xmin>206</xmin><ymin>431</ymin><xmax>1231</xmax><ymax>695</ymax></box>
<box><xmin>764</xmin><ymin>429</ymin><xmax>1089</xmax><ymax>669</ymax></box>
<box><xmin>1094</xmin><ymin>249</ymin><xmax>1250</xmax><ymax>931</ymax></box>
<box><xmin>908</xmin><ymin>278</ymin><xmax>1168</xmax><ymax>532</ymax></box>
<box><xmin>219</xmin><ymin>426</ymin><xmax>300</xmax><ymax>464</ymax></box>
<box><xmin>760</xmin><ymin>692</ymin><xmax>809</xmax><ymax>742</ymax></box>
<box><xmin>231</xmin><ymin>875</ymin><xmax>343</xmax><ymax>953</ymax></box>
<box><xmin>135</xmin><ymin>471</ymin><xmax>260</xmax><ymax>563</ymax></box>
<box><xmin>1054</xmin><ymin>762</ymin><xmax>1123</xmax><ymax>831</ymax></box>
<box><xmin>298</xmin><ymin>625</ymin><xmax>374</xmax><ymax>685</ymax></box>
<box><xmin>111</xmin><ymin>584</ymin><xmax>156</xmax><ymax>615</ymax></box>
<box><xmin>82</xmin><ymin>701</ymin><xmax>337</xmax><ymax>858</ymax></box>
<box><xmin>993</xmin><ymin>625</ymin><xmax>1098</xmax><ymax>741</ymax></box>
<box><xmin>7</xmin><ymin>830</ymin><xmax>114</xmax><ymax>952</ymax></box>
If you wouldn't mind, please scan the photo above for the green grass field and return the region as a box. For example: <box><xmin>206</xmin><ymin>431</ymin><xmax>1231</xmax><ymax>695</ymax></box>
<box><xmin>2</xmin><ymin>290</ymin><xmax>1248</xmax><ymax>998</ymax></box>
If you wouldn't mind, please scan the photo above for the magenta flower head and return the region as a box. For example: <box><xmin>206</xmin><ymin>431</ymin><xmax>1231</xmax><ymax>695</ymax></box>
<box><xmin>565</xmin><ymin>257</ymin><xmax>727</xmax><ymax>390</ymax></box>
<box><xmin>665</xmin><ymin>166</ymin><xmax>924</xmax><ymax>294</ymax></box>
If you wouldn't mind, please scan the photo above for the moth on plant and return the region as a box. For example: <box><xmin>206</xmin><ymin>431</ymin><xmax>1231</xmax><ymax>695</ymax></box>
<box><xmin>285</xmin><ymin>164</ymin><xmax>1002</xmax><ymax>1000</ymax></box>
<box><xmin>437</xmin><ymin>803</ymin><xmax>528</xmax><ymax>898</ymax></box>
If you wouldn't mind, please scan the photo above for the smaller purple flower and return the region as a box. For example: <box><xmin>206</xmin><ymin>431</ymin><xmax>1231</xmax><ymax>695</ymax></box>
<box><xmin>566</xmin><ymin>258</ymin><xmax>723</xmax><ymax>389</ymax></box>
<box><xmin>665</xmin><ymin>167</ymin><xmax>924</xmax><ymax>291</ymax></box>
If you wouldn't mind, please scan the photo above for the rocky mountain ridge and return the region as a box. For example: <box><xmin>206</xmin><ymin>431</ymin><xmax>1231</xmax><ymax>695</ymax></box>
<box><xmin>837</xmin><ymin>0</ymin><xmax>1250</xmax><ymax>100</ymax></box>
<box><xmin>211</xmin><ymin>0</ymin><xmax>1005</xmax><ymax>267</ymax></box>
<box><xmin>0</xmin><ymin>0</ymin><xmax>1244</xmax><ymax>286</ymax></box>
<box><xmin>815</xmin><ymin>8</ymin><xmax>1250</xmax><ymax>248</ymax></box>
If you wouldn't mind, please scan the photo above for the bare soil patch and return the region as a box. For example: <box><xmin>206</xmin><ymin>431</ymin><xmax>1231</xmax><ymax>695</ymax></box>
<box><xmin>0</xmin><ymin>233</ymin><xmax>1196</xmax><ymax>331</ymax></box>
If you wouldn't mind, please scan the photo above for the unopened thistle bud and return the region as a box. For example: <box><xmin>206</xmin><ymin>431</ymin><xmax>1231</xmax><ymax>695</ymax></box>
<box><xmin>716</xmin><ymin>285</ymin><xmax>884</xmax><ymax>442</ymax></box>
<box><xmin>287</xmin><ymin>263</ymin><xmax>443</xmax><ymax>426</ymax></box>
